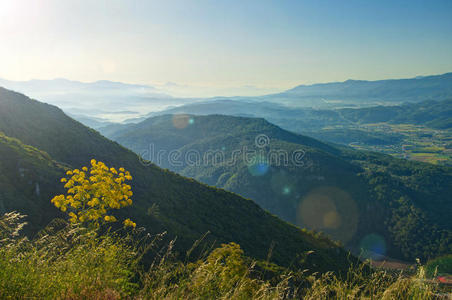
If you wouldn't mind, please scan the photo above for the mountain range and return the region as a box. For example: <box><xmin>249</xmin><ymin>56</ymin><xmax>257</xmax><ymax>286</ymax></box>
<box><xmin>129</xmin><ymin>97</ymin><xmax>452</xmax><ymax>128</ymax></box>
<box><xmin>0</xmin><ymin>86</ymin><xmax>354</xmax><ymax>273</ymax></box>
<box><xmin>2</xmin><ymin>72</ymin><xmax>452</xmax><ymax>125</ymax></box>
<box><xmin>0</xmin><ymin>78</ymin><xmax>194</xmax><ymax>123</ymax></box>
<box><xmin>1</xmin><ymin>73</ymin><xmax>451</xmax><ymax>265</ymax></box>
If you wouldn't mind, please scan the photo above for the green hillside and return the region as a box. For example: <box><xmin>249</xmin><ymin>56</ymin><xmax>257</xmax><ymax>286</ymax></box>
<box><xmin>0</xmin><ymin>87</ymin><xmax>354</xmax><ymax>273</ymax></box>
<box><xmin>129</xmin><ymin>99</ymin><xmax>452</xmax><ymax>166</ymax></box>
<box><xmin>102</xmin><ymin>114</ymin><xmax>452</xmax><ymax>262</ymax></box>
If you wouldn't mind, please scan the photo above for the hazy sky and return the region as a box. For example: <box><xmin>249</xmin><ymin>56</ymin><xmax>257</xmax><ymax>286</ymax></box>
<box><xmin>1</xmin><ymin>0</ymin><xmax>451</xmax><ymax>91</ymax></box>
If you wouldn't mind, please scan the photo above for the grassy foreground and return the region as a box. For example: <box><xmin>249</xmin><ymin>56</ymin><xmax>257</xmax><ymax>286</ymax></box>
<box><xmin>0</xmin><ymin>212</ymin><xmax>448</xmax><ymax>299</ymax></box>
<box><xmin>0</xmin><ymin>161</ymin><xmax>449</xmax><ymax>299</ymax></box>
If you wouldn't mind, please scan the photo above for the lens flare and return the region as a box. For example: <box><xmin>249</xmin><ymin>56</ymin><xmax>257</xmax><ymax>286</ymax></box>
<box><xmin>270</xmin><ymin>170</ymin><xmax>296</xmax><ymax>196</ymax></box>
<box><xmin>282</xmin><ymin>186</ymin><xmax>291</xmax><ymax>195</ymax></box>
<box><xmin>297</xmin><ymin>186</ymin><xmax>358</xmax><ymax>243</ymax></box>
<box><xmin>323</xmin><ymin>210</ymin><xmax>341</xmax><ymax>229</ymax></box>
<box><xmin>172</xmin><ymin>114</ymin><xmax>192</xmax><ymax>129</ymax></box>
<box><xmin>359</xmin><ymin>234</ymin><xmax>386</xmax><ymax>260</ymax></box>
<box><xmin>247</xmin><ymin>155</ymin><xmax>269</xmax><ymax>176</ymax></box>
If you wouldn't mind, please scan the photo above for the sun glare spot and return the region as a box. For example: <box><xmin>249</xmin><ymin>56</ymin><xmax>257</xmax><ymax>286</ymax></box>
<box><xmin>270</xmin><ymin>171</ymin><xmax>296</xmax><ymax>196</ymax></box>
<box><xmin>297</xmin><ymin>186</ymin><xmax>358</xmax><ymax>243</ymax></box>
<box><xmin>247</xmin><ymin>155</ymin><xmax>269</xmax><ymax>176</ymax></box>
<box><xmin>359</xmin><ymin>234</ymin><xmax>387</xmax><ymax>260</ymax></box>
<box><xmin>172</xmin><ymin>114</ymin><xmax>192</xmax><ymax>129</ymax></box>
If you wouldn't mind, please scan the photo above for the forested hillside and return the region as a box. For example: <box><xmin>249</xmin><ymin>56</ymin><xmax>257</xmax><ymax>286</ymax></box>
<box><xmin>126</xmin><ymin>99</ymin><xmax>452</xmax><ymax>166</ymax></box>
<box><xmin>102</xmin><ymin>114</ymin><xmax>452</xmax><ymax>261</ymax></box>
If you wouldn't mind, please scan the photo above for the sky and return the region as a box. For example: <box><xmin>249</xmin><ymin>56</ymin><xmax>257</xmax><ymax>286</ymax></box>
<box><xmin>0</xmin><ymin>0</ymin><xmax>451</xmax><ymax>95</ymax></box>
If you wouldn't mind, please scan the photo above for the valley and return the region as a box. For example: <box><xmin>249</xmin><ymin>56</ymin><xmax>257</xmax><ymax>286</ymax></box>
<box><xmin>100</xmin><ymin>114</ymin><xmax>452</xmax><ymax>263</ymax></box>
<box><xmin>1</xmin><ymin>82</ymin><xmax>451</xmax><ymax>298</ymax></box>
<box><xmin>311</xmin><ymin>123</ymin><xmax>452</xmax><ymax>166</ymax></box>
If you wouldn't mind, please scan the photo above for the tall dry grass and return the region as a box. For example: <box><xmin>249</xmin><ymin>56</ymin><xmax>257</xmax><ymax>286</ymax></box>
<box><xmin>0</xmin><ymin>212</ymin><xmax>448</xmax><ymax>299</ymax></box>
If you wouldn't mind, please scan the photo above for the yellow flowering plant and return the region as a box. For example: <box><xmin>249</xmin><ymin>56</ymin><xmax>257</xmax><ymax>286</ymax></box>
<box><xmin>51</xmin><ymin>159</ymin><xmax>136</xmax><ymax>228</ymax></box>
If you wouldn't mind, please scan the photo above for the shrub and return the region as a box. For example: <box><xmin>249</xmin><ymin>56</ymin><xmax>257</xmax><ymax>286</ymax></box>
<box><xmin>51</xmin><ymin>160</ymin><xmax>135</xmax><ymax>228</ymax></box>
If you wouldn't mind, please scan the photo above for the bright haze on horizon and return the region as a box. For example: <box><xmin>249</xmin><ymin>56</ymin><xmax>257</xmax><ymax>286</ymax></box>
<box><xmin>0</xmin><ymin>0</ymin><xmax>451</xmax><ymax>97</ymax></box>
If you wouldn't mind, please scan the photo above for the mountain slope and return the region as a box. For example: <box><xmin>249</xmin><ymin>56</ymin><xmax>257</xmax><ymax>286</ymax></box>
<box><xmin>124</xmin><ymin>99</ymin><xmax>452</xmax><ymax>167</ymax></box>
<box><xmin>108</xmin><ymin>113</ymin><xmax>338</xmax><ymax>154</ymax></box>
<box><xmin>102</xmin><ymin>114</ymin><xmax>452</xmax><ymax>261</ymax></box>
<box><xmin>0</xmin><ymin>132</ymin><xmax>67</xmax><ymax>233</ymax></box>
<box><xmin>0</xmin><ymin>86</ymin><xmax>352</xmax><ymax>272</ymax></box>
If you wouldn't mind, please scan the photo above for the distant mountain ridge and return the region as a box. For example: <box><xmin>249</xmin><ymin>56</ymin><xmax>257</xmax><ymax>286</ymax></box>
<box><xmin>0</xmin><ymin>77</ymin><xmax>158</xmax><ymax>91</ymax></box>
<box><xmin>122</xmin><ymin>98</ymin><xmax>452</xmax><ymax>131</ymax></box>
<box><xmin>2</xmin><ymin>72</ymin><xmax>451</xmax><ymax>124</ymax></box>
<box><xmin>0</xmin><ymin>78</ymin><xmax>191</xmax><ymax>123</ymax></box>
<box><xmin>267</xmin><ymin>72</ymin><xmax>452</xmax><ymax>106</ymax></box>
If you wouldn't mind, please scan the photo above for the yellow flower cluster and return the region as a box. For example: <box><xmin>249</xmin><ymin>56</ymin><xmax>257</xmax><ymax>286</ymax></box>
<box><xmin>51</xmin><ymin>159</ymin><xmax>136</xmax><ymax>228</ymax></box>
<box><xmin>123</xmin><ymin>218</ymin><xmax>136</xmax><ymax>228</ymax></box>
